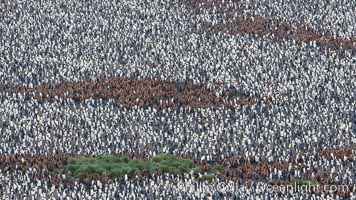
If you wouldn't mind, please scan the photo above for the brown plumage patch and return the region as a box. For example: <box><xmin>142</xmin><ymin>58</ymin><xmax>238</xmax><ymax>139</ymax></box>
<box><xmin>8</xmin><ymin>76</ymin><xmax>257</xmax><ymax>110</ymax></box>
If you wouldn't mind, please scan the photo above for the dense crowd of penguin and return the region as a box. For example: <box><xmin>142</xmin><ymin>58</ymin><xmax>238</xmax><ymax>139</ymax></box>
<box><xmin>0</xmin><ymin>0</ymin><xmax>355</xmax><ymax>199</ymax></box>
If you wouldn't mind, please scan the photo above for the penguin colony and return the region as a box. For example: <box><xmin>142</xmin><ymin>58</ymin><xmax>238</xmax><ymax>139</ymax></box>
<box><xmin>0</xmin><ymin>0</ymin><xmax>355</xmax><ymax>199</ymax></box>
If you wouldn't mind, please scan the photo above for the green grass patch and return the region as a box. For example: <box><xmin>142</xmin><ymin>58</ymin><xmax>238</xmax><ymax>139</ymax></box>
<box><xmin>294</xmin><ymin>178</ymin><xmax>314</xmax><ymax>191</ymax></box>
<box><xmin>193</xmin><ymin>167</ymin><xmax>204</xmax><ymax>174</ymax></box>
<box><xmin>295</xmin><ymin>178</ymin><xmax>314</xmax><ymax>186</ymax></box>
<box><xmin>53</xmin><ymin>168</ymin><xmax>64</xmax><ymax>175</ymax></box>
<box><xmin>202</xmin><ymin>173</ymin><xmax>215</xmax><ymax>182</ymax></box>
<box><xmin>56</xmin><ymin>154</ymin><xmax>199</xmax><ymax>181</ymax></box>
<box><xmin>211</xmin><ymin>164</ymin><xmax>222</xmax><ymax>172</ymax></box>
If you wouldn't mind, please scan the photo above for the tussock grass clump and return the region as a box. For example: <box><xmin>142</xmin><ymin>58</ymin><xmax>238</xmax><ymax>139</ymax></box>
<box><xmin>193</xmin><ymin>167</ymin><xmax>204</xmax><ymax>174</ymax></box>
<box><xmin>295</xmin><ymin>178</ymin><xmax>314</xmax><ymax>186</ymax></box>
<box><xmin>211</xmin><ymin>164</ymin><xmax>222</xmax><ymax>172</ymax></box>
<box><xmin>202</xmin><ymin>174</ymin><xmax>215</xmax><ymax>182</ymax></box>
<box><xmin>59</xmin><ymin>154</ymin><xmax>195</xmax><ymax>180</ymax></box>
<box><xmin>294</xmin><ymin>178</ymin><xmax>314</xmax><ymax>191</ymax></box>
